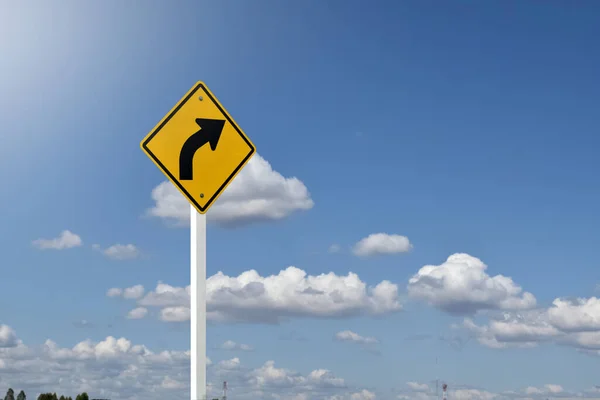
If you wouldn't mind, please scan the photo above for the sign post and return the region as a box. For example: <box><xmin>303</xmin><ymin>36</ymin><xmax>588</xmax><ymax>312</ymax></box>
<box><xmin>190</xmin><ymin>207</ymin><xmax>206</xmax><ymax>400</ymax></box>
<box><xmin>140</xmin><ymin>82</ymin><xmax>256</xmax><ymax>400</ymax></box>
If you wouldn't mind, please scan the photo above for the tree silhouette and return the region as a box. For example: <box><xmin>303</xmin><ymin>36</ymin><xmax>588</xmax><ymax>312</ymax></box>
<box><xmin>36</xmin><ymin>393</ymin><xmax>69</xmax><ymax>400</ymax></box>
<box><xmin>4</xmin><ymin>389</ymin><xmax>15</xmax><ymax>400</ymax></box>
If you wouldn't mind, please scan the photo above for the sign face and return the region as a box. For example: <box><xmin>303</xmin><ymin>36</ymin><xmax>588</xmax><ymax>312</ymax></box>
<box><xmin>141</xmin><ymin>82</ymin><xmax>256</xmax><ymax>214</ymax></box>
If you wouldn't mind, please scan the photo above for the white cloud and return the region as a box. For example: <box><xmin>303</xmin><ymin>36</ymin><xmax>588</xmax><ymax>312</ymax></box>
<box><xmin>399</xmin><ymin>385</ymin><xmax>496</xmax><ymax>400</ymax></box>
<box><xmin>452</xmin><ymin>389</ymin><xmax>496</xmax><ymax>400</ymax></box>
<box><xmin>328</xmin><ymin>244</ymin><xmax>341</xmax><ymax>253</ymax></box>
<box><xmin>352</xmin><ymin>233</ymin><xmax>412</xmax><ymax>257</ymax></box>
<box><xmin>160</xmin><ymin>306</ymin><xmax>190</xmax><ymax>322</ymax></box>
<box><xmin>350</xmin><ymin>390</ymin><xmax>376</xmax><ymax>400</ymax></box>
<box><xmin>397</xmin><ymin>382</ymin><xmax>438</xmax><ymax>400</ymax></box>
<box><xmin>127</xmin><ymin>307</ymin><xmax>148</xmax><ymax>319</ymax></box>
<box><xmin>0</xmin><ymin>328</ymin><xmax>191</xmax><ymax>400</ymax></box>
<box><xmin>460</xmin><ymin>299</ymin><xmax>600</xmax><ymax>352</ymax></box>
<box><xmin>161</xmin><ymin>376</ymin><xmax>186</xmax><ymax>390</ymax></box>
<box><xmin>547</xmin><ymin>297</ymin><xmax>600</xmax><ymax>332</ymax></box>
<box><xmin>525</xmin><ymin>385</ymin><xmax>563</xmax><ymax>395</ymax></box>
<box><xmin>221</xmin><ymin>340</ymin><xmax>254</xmax><ymax>351</ymax></box>
<box><xmin>147</xmin><ymin>154</ymin><xmax>314</xmax><ymax>228</ymax></box>
<box><xmin>334</xmin><ymin>330</ymin><xmax>378</xmax><ymax>345</ymax></box>
<box><xmin>160</xmin><ymin>306</ymin><xmax>191</xmax><ymax>322</ymax></box>
<box><xmin>0</xmin><ymin>325</ymin><xmax>19</xmax><ymax>347</ymax></box>
<box><xmin>120</xmin><ymin>267</ymin><xmax>401</xmax><ymax>323</ymax></box>
<box><xmin>399</xmin><ymin>387</ymin><xmax>497</xmax><ymax>400</ymax></box>
<box><xmin>328</xmin><ymin>391</ymin><xmax>378</xmax><ymax>400</ymax></box>
<box><xmin>32</xmin><ymin>230</ymin><xmax>82</xmax><ymax>250</ymax></box>
<box><xmin>308</xmin><ymin>369</ymin><xmax>346</xmax><ymax>389</ymax></box>
<box><xmin>217</xmin><ymin>356</ymin><xmax>241</xmax><ymax>370</ymax></box>
<box><xmin>545</xmin><ymin>384</ymin><xmax>563</xmax><ymax>393</ymax></box>
<box><xmin>3</xmin><ymin>323</ymin><xmax>598</xmax><ymax>400</ymax></box>
<box><xmin>406</xmin><ymin>382</ymin><xmax>430</xmax><ymax>392</ymax></box>
<box><xmin>525</xmin><ymin>386</ymin><xmax>543</xmax><ymax>395</ymax></box>
<box><xmin>103</xmin><ymin>244</ymin><xmax>140</xmax><ymax>260</ymax></box>
<box><xmin>399</xmin><ymin>382</ymin><xmax>600</xmax><ymax>400</ymax></box>
<box><xmin>247</xmin><ymin>360</ymin><xmax>346</xmax><ymax>391</ymax></box>
<box><xmin>0</xmin><ymin>324</ymin><xmax>365</xmax><ymax>400</ymax></box>
<box><xmin>123</xmin><ymin>284</ymin><xmax>145</xmax><ymax>299</ymax></box>
<box><xmin>106</xmin><ymin>287</ymin><xmax>123</xmax><ymax>297</ymax></box>
<box><xmin>408</xmin><ymin>253</ymin><xmax>536</xmax><ymax>315</ymax></box>
<box><xmin>106</xmin><ymin>285</ymin><xmax>145</xmax><ymax>300</ymax></box>
<box><xmin>463</xmin><ymin>314</ymin><xmax>553</xmax><ymax>349</ymax></box>
<box><xmin>138</xmin><ymin>282</ymin><xmax>190</xmax><ymax>307</ymax></box>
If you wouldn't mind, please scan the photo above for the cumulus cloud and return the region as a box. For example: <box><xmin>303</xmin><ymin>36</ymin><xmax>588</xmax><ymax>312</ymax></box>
<box><xmin>160</xmin><ymin>306</ymin><xmax>190</xmax><ymax>322</ymax></box>
<box><xmin>407</xmin><ymin>253</ymin><xmax>536</xmax><ymax>315</ymax></box>
<box><xmin>451</xmin><ymin>389</ymin><xmax>496</xmax><ymax>400</ymax></box>
<box><xmin>123</xmin><ymin>285</ymin><xmax>145</xmax><ymax>300</ymax></box>
<box><xmin>0</xmin><ymin>324</ymin><xmax>374</xmax><ymax>400</ymax></box>
<box><xmin>397</xmin><ymin>382</ymin><xmax>600</xmax><ymax>400</ymax></box>
<box><xmin>211</xmin><ymin>358</ymin><xmax>354</xmax><ymax>399</ymax></box>
<box><xmin>525</xmin><ymin>384</ymin><xmax>563</xmax><ymax>395</ymax></box>
<box><xmin>547</xmin><ymin>297</ymin><xmax>600</xmax><ymax>332</ymax></box>
<box><xmin>398</xmin><ymin>386</ymin><xmax>498</xmax><ymax>400</ymax></box>
<box><xmin>0</xmin><ymin>324</ymin><xmax>19</xmax><ymax>347</ymax></box>
<box><xmin>1</xmin><ymin>326</ymin><xmax>598</xmax><ymax>400</ymax></box>
<box><xmin>113</xmin><ymin>267</ymin><xmax>401</xmax><ymax>324</ymax></box>
<box><xmin>462</xmin><ymin>315</ymin><xmax>547</xmax><ymax>349</ymax></box>
<box><xmin>0</xmin><ymin>329</ymin><xmax>190</xmax><ymax>400</ymax></box>
<box><xmin>127</xmin><ymin>307</ymin><xmax>148</xmax><ymax>319</ymax></box>
<box><xmin>406</xmin><ymin>382</ymin><xmax>430</xmax><ymax>392</ymax></box>
<box><xmin>399</xmin><ymin>383</ymin><xmax>501</xmax><ymax>400</ymax></box>
<box><xmin>349</xmin><ymin>390</ymin><xmax>376</xmax><ymax>400</ymax></box>
<box><xmin>221</xmin><ymin>340</ymin><xmax>254</xmax><ymax>351</ymax></box>
<box><xmin>334</xmin><ymin>331</ymin><xmax>378</xmax><ymax>345</ymax></box>
<box><xmin>245</xmin><ymin>360</ymin><xmax>346</xmax><ymax>391</ymax></box>
<box><xmin>32</xmin><ymin>230</ymin><xmax>82</xmax><ymax>250</ymax></box>
<box><xmin>217</xmin><ymin>357</ymin><xmax>241</xmax><ymax>370</ymax></box>
<box><xmin>147</xmin><ymin>154</ymin><xmax>314</xmax><ymax>228</ymax></box>
<box><xmin>460</xmin><ymin>297</ymin><xmax>600</xmax><ymax>353</ymax></box>
<box><xmin>397</xmin><ymin>382</ymin><xmax>439</xmax><ymax>400</ymax></box>
<box><xmin>106</xmin><ymin>288</ymin><xmax>123</xmax><ymax>297</ymax></box>
<box><xmin>327</xmin><ymin>391</ymin><xmax>377</xmax><ymax>400</ymax></box>
<box><xmin>101</xmin><ymin>244</ymin><xmax>140</xmax><ymax>260</ymax></box>
<box><xmin>352</xmin><ymin>233</ymin><xmax>412</xmax><ymax>257</ymax></box>
<box><xmin>107</xmin><ymin>285</ymin><xmax>145</xmax><ymax>300</ymax></box>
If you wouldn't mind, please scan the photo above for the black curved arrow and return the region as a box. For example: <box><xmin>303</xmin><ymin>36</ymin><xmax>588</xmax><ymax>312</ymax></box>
<box><xmin>179</xmin><ymin>118</ymin><xmax>225</xmax><ymax>180</ymax></box>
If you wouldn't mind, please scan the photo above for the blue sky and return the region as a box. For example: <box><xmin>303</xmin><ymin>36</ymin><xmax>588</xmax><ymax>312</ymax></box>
<box><xmin>1</xmin><ymin>1</ymin><xmax>600</xmax><ymax>399</ymax></box>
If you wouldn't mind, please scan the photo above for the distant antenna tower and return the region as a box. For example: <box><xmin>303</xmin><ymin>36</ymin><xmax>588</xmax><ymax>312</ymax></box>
<box><xmin>442</xmin><ymin>383</ymin><xmax>448</xmax><ymax>400</ymax></box>
<box><xmin>435</xmin><ymin>356</ymin><xmax>439</xmax><ymax>399</ymax></box>
<box><xmin>223</xmin><ymin>381</ymin><xmax>227</xmax><ymax>400</ymax></box>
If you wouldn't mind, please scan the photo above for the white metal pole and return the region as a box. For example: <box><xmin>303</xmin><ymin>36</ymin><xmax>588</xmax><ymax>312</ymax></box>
<box><xmin>190</xmin><ymin>205</ymin><xmax>207</xmax><ymax>400</ymax></box>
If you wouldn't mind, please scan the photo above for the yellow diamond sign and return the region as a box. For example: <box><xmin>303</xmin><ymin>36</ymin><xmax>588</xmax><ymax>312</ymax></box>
<box><xmin>140</xmin><ymin>82</ymin><xmax>256</xmax><ymax>214</ymax></box>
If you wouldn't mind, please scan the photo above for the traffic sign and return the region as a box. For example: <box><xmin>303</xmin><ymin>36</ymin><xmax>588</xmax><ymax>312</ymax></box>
<box><xmin>141</xmin><ymin>82</ymin><xmax>256</xmax><ymax>214</ymax></box>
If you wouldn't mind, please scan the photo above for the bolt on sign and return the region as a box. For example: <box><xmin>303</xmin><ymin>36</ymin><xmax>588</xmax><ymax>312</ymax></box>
<box><xmin>140</xmin><ymin>82</ymin><xmax>256</xmax><ymax>214</ymax></box>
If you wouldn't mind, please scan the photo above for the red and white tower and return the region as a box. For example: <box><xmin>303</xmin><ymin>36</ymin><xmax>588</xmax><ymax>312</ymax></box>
<box><xmin>442</xmin><ymin>383</ymin><xmax>448</xmax><ymax>400</ymax></box>
<box><xmin>223</xmin><ymin>381</ymin><xmax>227</xmax><ymax>400</ymax></box>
